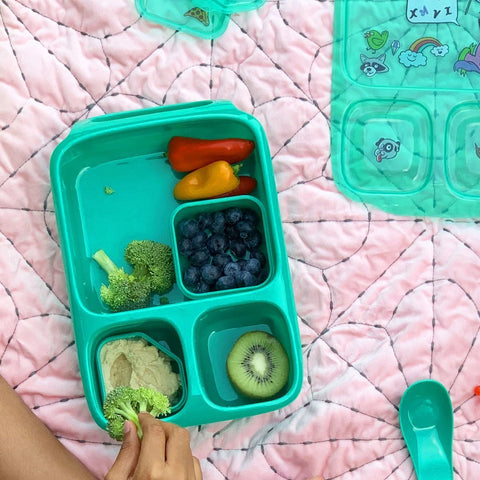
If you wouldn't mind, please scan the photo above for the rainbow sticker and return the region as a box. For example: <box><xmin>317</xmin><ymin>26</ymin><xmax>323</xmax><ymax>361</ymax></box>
<box><xmin>409</xmin><ymin>37</ymin><xmax>443</xmax><ymax>52</ymax></box>
<box><xmin>399</xmin><ymin>37</ymin><xmax>449</xmax><ymax>67</ymax></box>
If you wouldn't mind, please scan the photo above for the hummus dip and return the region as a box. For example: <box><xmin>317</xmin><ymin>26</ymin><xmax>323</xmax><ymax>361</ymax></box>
<box><xmin>100</xmin><ymin>337</ymin><xmax>181</xmax><ymax>400</ymax></box>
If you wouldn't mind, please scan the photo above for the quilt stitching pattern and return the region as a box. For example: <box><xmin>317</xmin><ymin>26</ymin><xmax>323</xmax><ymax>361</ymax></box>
<box><xmin>1</xmin><ymin>0</ymin><xmax>479</xmax><ymax>479</ymax></box>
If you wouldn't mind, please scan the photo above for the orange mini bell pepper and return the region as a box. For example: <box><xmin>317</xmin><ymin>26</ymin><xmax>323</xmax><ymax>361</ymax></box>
<box><xmin>173</xmin><ymin>161</ymin><xmax>241</xmax><ymax>200</ymax></box>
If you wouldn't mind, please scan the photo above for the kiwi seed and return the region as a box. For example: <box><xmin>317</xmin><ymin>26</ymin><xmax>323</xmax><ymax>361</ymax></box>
<box><xmin>226</xmin><ymin>330</ymin><xmax>289</xmax><ymax>399</ymax></box>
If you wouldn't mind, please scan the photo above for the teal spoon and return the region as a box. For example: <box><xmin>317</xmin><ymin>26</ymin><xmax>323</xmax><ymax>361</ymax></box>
<box><xmin>399</xmin><ymin>380</ymin><xmax>454</xmax><ymax>480</ymax></box>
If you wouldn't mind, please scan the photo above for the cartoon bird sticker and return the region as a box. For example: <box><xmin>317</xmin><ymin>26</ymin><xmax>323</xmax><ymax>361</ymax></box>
<box><xmin>364</xmin><ymin>30</ymin><xmax>389</xmax><ymax>53</ymax></box>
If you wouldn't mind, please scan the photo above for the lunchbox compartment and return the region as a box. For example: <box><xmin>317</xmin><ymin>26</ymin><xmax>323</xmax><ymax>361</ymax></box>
<box><xmin>445</xmin><ymin>102</ymin><xmax>480</xmax><ymax>198</ymax></box>
<box><xmin>52</xmin><ymin>112</ymin><xmax>267</xmax><ymax>314</ymax></box>
<box><xmin>194</xmin><ymin>301</ymin><xmax>295</xmax><ymax>407</ymax></box>
<box><xmin>94</xmin><ymin>327</ymin><xmax>187</xmax><ymax>417</ymax></box>
<box><xmin>341</xmin><ymin>99</ymin><xmax>433</xmax><ymax>195</ymax></box>
<box><xmin>171</xmin><ymin>195</ymin><xmax>273</xmax><ymax>299</ymax></box>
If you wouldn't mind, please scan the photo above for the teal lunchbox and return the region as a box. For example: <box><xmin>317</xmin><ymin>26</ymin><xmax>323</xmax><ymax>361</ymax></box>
<box><xmin>134</xmin><ymin>0</ymin><xmax>265</xmax><ymax>39</ymax></box>
<box><xmin>50</xmin><ymin>100</ymin><xmax>302</xmax><ymax>431</ymax></box>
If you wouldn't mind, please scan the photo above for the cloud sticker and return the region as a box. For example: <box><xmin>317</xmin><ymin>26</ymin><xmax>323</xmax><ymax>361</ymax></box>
<box><xmin>399</xmin><ymin>50</ymin><xmax>428</xmax><ymax>67</ymax></box>
<box><xmin>431</xmin><ymin>45</ymin><xmax>449</xmax><ymax>57</ymax></box>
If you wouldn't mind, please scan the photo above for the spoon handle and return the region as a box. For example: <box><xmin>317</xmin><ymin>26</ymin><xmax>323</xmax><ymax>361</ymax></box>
<box><xmin>415</xmin><ymin>428</ymin><xmax>452</xmax><ymax>480</ymax></box>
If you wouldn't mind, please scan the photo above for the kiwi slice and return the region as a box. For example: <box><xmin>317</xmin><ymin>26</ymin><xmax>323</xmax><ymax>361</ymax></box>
<box><xmin>226</xmin><ymin>331</ymin><xmax>289</xmax><ymax>399</ymax></box>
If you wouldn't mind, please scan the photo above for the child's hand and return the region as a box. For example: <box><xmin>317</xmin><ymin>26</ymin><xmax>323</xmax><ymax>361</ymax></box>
<box><xmin>105</xmin><ymin>413</ymin><xmax>202</xmax><ymax>480</ymax></box>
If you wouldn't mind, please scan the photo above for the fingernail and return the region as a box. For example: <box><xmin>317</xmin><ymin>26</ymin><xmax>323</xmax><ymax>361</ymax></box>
<box><xmin>124</xmin><ymin>421</ymin><xmax>131</xmax><ymax>435</ymax></box>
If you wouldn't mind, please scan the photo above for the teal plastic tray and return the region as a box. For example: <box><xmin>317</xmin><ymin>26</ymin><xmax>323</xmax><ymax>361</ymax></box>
<box><xmin>194</xmin><ymin>0</ymin><xmax>265</xmax><ymax>14</ymax></box>
<box><xmin>332</xmin><ymin>0</ymin><xmax>480</xmax><ymax>217</ymax></box>
<box><xmin>135</xmin><ymin>0</ymin><xmax>265</xmax><ymax>39</ymax></box>
<box><xmin>135</xmin><ymin>0</ymin><xmax>230</xmax><ymax>39</ymax></box>
<box><xmin>50</xmin><ymin>101</ymin><xmax>302</xmax><ymax>430</ymax></box>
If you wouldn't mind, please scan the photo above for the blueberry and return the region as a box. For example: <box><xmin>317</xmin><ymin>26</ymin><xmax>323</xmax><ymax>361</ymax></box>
<box><xmin>236</xmin><ymin>258</ymin><xmax>247</xmax><ymax>271</ymax></box>
<box><xmin>235</xmin><ymin>220</ymin><xmax>255</xmax><ymax>238</ymax></box>
<box><xmin>200</xmin><ymin>264</ymin><xmax>222</xmax><ymax>285</ymax></box>
<box><xmin>243</xmin><ymin>230</ymin><xmax>262</xmax><ymax>249</ymax></box>
<box><xmin>179</xmin><ymin>218</ymin><xmax>199</xmax><ymax>238</ymax></box>
<box><xmin>215</xmin><ymin>275</ymin><xmax>236</xmax><ymax>291</ymax></box>
<box><xmin>190</xmin><ymin>231</ymin><xmax>209</xmax><ymax>250</ymax></box>
<box><xmin>242</xmin><ymin>208</ymin><xmax>259</xmax><ymax>225</ymax></box>
<box><xmin>245</xmin><ymin>258</ymin><xmax>261</xmax><ymax>276</ymax></box>
<box><xmin>249</xmin><ymin>250</ymin><xmax>266</xmax><ymax>267</ymax></box>
<box><xmin>235</xmin><ymin>270</ymin><xmax>257</xmax><ymax>287</ymax></box>
<box><xmin>212</xmin><ymin>253</ymin><xmax>233</xmax><ymax>269</ymax></box>
<box><xmin>225</xmin><ymin>225</ymin><xmax>240</xmax><ymax>240</ymax></box>
<box><xmin>189</xmin><ymin>248</ymin><xmax>210</xmax><ymax>266</ymax></box>
<box><xmin>197</xmin><ymin>212</ymin><xmax>213</xmax><ymax>230</ymax></box>
<box><xmin>230</xmin><ymin>238</ymin><xmax>247</xmax><ymax>258</ymax></box>
<box><xmin>225</xmin><ymin>207</ymin><xmax>243</xmax><ymax>225</ymax></box>
<box><xmin>192</xmin><ymin>280</ymin><xmax>210</xmax><ymax>294</ymax></box>
<box><xmin>207</xmin><ymin>233</ymin><xmax>228</xmax><ymax>254</ymax></box>
<box><xmin>211</xmin><ymin>211</ymin><xmax>226</xmax><ymax>233</ymax></box>
<box><xmin>257</xmin><ymin>268</ymin><xmax>268</xmax><ymax>283</ymax></box>
<box><xmin>178</xmin><ymin>237</ymin><xmax>193</xmax><ymax>257</ymax></box>
<box><xmin>224</xmin><ymin>261</ymin><xmax>242</xmax><ymax>278</ymax></box>
<box><xmin>183</xmin><ymin>265</ymin><xmax>200</xmax><ymax>287</ymax></box>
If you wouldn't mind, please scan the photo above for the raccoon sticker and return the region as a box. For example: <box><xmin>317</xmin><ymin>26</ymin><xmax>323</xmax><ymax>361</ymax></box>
<box><xmin>360</xmin><ymin>53</ymin><xmax>390</xmax><ymax>77</ymax></box>
<box><xmin>374</xmin><ymin>138</ymin><xmax>401</xmax><ymax>162</ymax></box>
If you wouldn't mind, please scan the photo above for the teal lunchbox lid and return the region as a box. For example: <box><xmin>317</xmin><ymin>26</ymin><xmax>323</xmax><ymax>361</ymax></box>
<box><xmin>194</xmin><ymin>0</ymin><xmax>266</xmax><ymax>14</ymax></box>
<box><xmin>135</xmin><ymin>0</ymin><xmax>230</xmax><ymax>39</ymax></box>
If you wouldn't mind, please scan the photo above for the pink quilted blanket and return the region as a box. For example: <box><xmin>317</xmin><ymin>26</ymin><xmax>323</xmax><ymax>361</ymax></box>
<box><xmin>1</xmin><ymin>0</ymin><xmax>479</xmax><ymax>479</ymax></box>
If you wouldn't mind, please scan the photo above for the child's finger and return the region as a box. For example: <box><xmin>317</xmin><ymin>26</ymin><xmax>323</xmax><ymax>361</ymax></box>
<box><xmin>105</xmin><ymin>421</ymin><xmax>141</xmax><ymax>480</ymax></box>
<box><xmin>164</xmin><ymin>423</ymin><xmax>192</xmax><ymax>466</ymax></box>
<box><xmin>136</xmin><ymin>413</ymin><xmax>168</xmax><ymax>468</ymax></box>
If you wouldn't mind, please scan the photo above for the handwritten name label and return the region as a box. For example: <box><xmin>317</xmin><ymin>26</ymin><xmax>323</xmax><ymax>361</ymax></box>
<box><xmin>406</xmin><ymin>0</ymin><xmax>458</xmax><ymax>24</ymax></box>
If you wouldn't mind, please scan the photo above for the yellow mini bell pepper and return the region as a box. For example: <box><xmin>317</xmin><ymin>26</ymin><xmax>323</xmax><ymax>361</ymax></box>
<box><xmin>173</xmin><ymin>161</ymin><xmax>241</xmax><ymax>200</ymax></box>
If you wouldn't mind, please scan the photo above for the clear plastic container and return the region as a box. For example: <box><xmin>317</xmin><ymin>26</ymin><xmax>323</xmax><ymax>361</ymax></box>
<box><xmin>331</xmin><ymin>0</ymin><xmax>480</xmax><ymax>217</ymax></box>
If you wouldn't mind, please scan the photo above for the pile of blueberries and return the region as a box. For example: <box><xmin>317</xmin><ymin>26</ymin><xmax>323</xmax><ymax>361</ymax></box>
<box><xmin>177</xmin><ymin>206</ymin><xmax>268</xmax><ymax>293</ymax></box>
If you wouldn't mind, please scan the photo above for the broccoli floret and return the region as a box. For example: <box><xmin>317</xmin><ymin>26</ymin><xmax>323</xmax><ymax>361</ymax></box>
<box><xmin>124</xmin><ymin>240</ymin><xmax>176</xmax><ymax>295</ymax></box>
<box><xmin>136</xmin><ymin>386</ymin><xmax>172</xmax><ymax>417</ymax></box>
<box><xmin>103</xmin><ymin>386</ymin><xmax>171</xmax><ymax>441</ymax></box>
<box><xmin>92</xmin><ymin>249</ymin><xmax>151</xmax><ymax>312</ymax></box>
<box><xmin>103</xmin><ymin>386</ymin><xmax>141</xmax><ymax>440</ymax></box>
<box><xmin>105</xmin><ymin>412</ymin><xmax>126</xmax><ymax>441</ymax></box>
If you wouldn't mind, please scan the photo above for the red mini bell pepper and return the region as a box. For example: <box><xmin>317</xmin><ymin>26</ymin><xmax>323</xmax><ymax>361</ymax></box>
<box><xmin>167</xmin><ymin>136</ymin><xmax>255</xmax><ymax>172</ymax></box>
<box><xmin>209</xmin><ymin>176</ymin><xmax>257</xmax><ymax>198</ymax></box>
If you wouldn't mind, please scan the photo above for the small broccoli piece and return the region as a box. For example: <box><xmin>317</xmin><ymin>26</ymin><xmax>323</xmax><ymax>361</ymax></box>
<box><xmin>103</xmin><ymin>386</ymin><xmax>171</xmax><ymax>441</ymax></box>
<box><xmin>103</xmin><ymin>386</ymin><xmax>142</xmax><ymax>440</ymax></box>
<box><xmin>92</xmin><ymin>249</ymin><xmax>152</xmax><ymax>312</ymax></box>
<box><xmin>135</xmin><ymin>386</ymin><xmax>172</xmax><ymax>418</ymax></box>
<box><xmin>124</xmin><ymin>240</ymin><xmax>176</xmax><ymax>295</ymax></box>
<box><xmin>105</xmin><ymin>413</ymin><xmax>126</xmax><ymax>441</ymax></box>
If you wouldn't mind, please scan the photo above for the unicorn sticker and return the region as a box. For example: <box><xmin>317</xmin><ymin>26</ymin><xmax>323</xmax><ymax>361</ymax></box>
<box><xmin>454</xmin><ymin>43</ymin><xmax>480</xmax><ymax>75</ymax></box>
